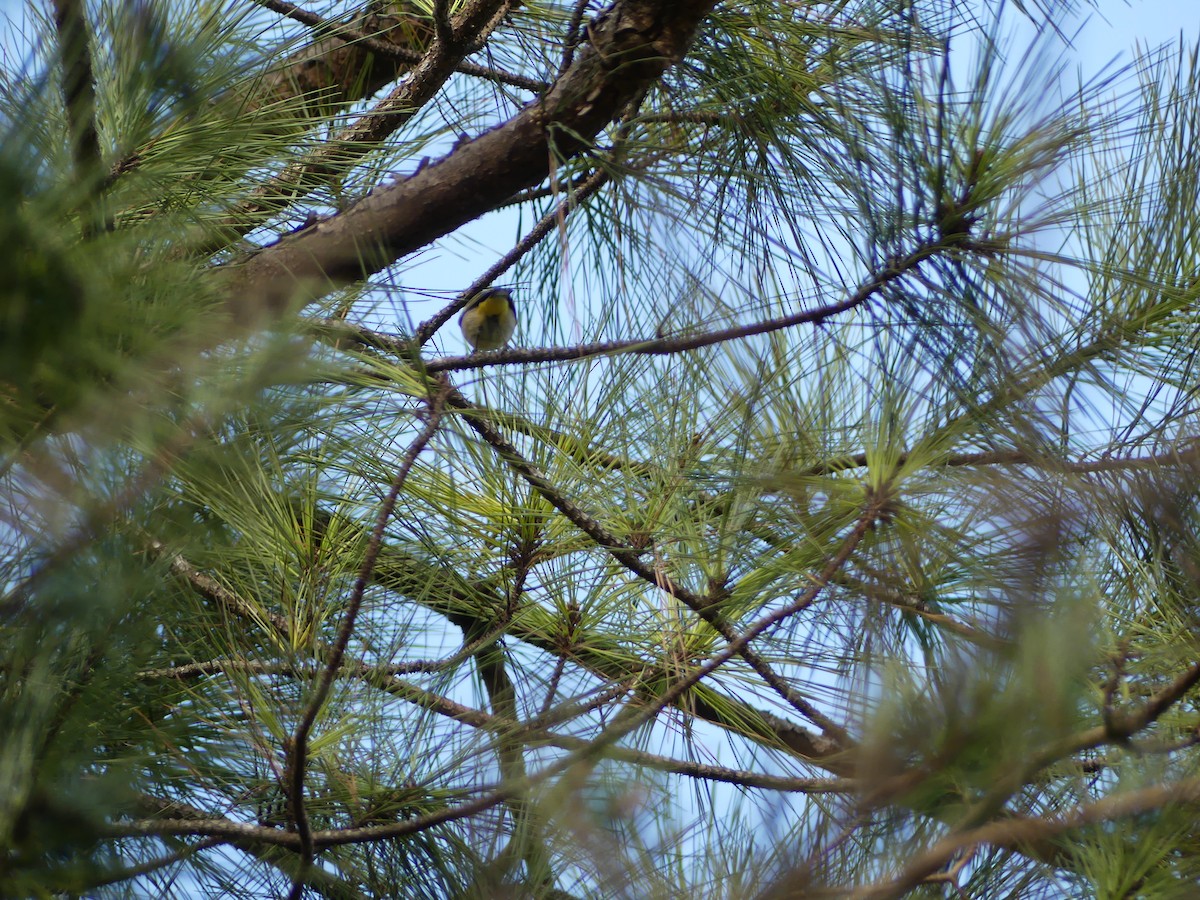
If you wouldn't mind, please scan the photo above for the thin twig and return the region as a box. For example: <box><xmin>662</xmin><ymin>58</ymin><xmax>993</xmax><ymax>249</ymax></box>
<box><xmin>150</xmin><ymin>541</ymin><xmax>295</xmax><ymax>641</ymax></box>
<box><xmin>558</xmin><ymin>0</ymin><xmax>593</xmax><ymax>76</ymax></box>
<box><xmin>79</xmin><ymin>838</ymin><xmax>225</xmax><ymax>890</ymax></box>
<box><xmin>285</xmin><ymin>377</ymin><xmax>452</xmax><ymax>894</ymax></box>
<box><xmin>251</xmin><ymin>0</ymin><xmax>545</xmax><ymax>91</ymax></box>
<box><xmin>450</xmin><ymin>389</ymin><xmax>865</xmax><ymax>743</ymax></box>
<box><xmin>415</xmin><ymin>166</ymin><xmax>612</xmax><ymax>347</ymax></box>
<box><xmin>135</xmin><ymin>652</ymin><xmax>857</xmax><ymax>794</ymax></box>
<box><xmin>848</xmin><ymin>780</ymin><xmax>1200</xmax><ymax>900</ymax></box>
<box><xmin>418</xmin><ymin>241</ymin><xmax>942</xmax><ymax>365</ymax></box>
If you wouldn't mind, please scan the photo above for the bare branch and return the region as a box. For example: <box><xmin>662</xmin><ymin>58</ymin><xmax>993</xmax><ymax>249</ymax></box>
<box><xmin>848</xmin><ymin>780</ymin><xmax>1200</xmax><ymax>900</ymax></box>
<box><xmin>419</xmin><ymin>241</ymin><xmax>942</xmax><ymax>368</ymax></box>
<box><xmin>228</xmin><ymin>0</ymin><xmax>721</xmax><ymax>320</ymax></box>
<box><xmin>285</xmin><ymin>377</ymin><xmax>451</xmax><ymax>887</ymax></box>
<box><xmin>558</xmin><ymin>0</ymin><xmax>593</xmax><ymax>76</ymax></box>
<box><xmin>150</xmin><ymin>540</ymin><xmax>295</xmax><ymax>642</ymax></box>
<box><xmin>415</xmin><ymin>166</ymin><xmax>612</xmax><ymax>346</ymax></box>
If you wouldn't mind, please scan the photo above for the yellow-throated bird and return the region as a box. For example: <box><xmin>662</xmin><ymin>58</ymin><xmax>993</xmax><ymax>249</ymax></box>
<box><xmin>459</xmin><ymin>288</ymin><xmax>516</xmax><ymax>352</ymax></box>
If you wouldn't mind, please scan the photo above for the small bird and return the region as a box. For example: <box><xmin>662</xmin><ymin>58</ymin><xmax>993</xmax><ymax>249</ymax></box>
<box><xmin>459</xmin><ymin>288</ymin><xmax>517</xmax><ymax>352</ymax></box>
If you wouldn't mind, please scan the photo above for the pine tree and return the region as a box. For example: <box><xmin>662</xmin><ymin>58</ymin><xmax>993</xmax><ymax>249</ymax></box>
<box><xmin>3</xmin><ymin>1</ymin><xmax>1199</xmax><ymax>897</ymax></box>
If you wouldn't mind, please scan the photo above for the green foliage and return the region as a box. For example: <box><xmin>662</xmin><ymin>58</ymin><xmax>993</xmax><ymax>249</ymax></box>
<box><xmin>5</xmin><ymin>0</ymin><xmax>1200</xmax><ymax>897</ymax></box>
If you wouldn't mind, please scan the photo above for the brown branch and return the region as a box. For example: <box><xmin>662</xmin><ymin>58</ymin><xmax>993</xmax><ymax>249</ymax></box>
<box><xmin>216</xmin><ymin>0</ymin><xmax>519</xmax><ymax>250</ymax></box>
<box><xmin>149</xmin><ymin>540</ymin><xmax>295</xmax><ymax>642</ymax></box>
<box><xmin>432</xmin><ymin>0</ymin><xmax>455</xmax><ymax>45</ymax></box>
<box><xmin>1107</xmin><ymin>659</ymin><xmax>1200</xmax><ymax>742</ymax></box>
<box><xmin>408</xmin><ymin>241</ymin><xmax>940</xmax><ymax>368</ymax></box>
<box><xmin>848</xmin><ymin>779</ymin><xmax>1200</xmax><ymax>900</ymax></box>
<box><xmin>450</xmin><ymin>389</ymin><xmax>858</xmax><ymax>743</ymax></box>
<box><xmin>51</xmin><ymin>0</ymin><xmax>105</xmax><ymax>232</ymax></box>
<box><xmin>252</xmin><ymin>0</ymin><xmax>544</xmax><ymax>91</ymax></box>
<box><xmin>415</xmin><ymin>166</ymin><xmax>612</xmax><ymax>346</ymax></box>
<box><xmin>558</xmin><ymin>0</ymin><xmax>592</xmax><ymax>76</ymax></box>
<box><xmin>227</xmin><ymin>0</ymin><xmax>721</xmax><ymax>320</ymax></box>
<box><xmin>137</xmin><ymin>627</ymin><xmax>506</xmax><ymax>679</ymax></box>
<box><xmin>637</xmin><ymin>109</ymin><xmax>730</xmax><ymax>124</ymax></box>
<box><xmin>131</xmin><ymin>797</ymin><xmax>368</xmax><ymax>899</ymax></box>
<box><xmin>285</xmin><ymin>377</ymin><xmax>451</xmax><ymax>887</ymax></box>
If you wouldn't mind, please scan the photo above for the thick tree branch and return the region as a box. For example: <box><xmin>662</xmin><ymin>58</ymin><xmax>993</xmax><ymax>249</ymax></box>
<box><xmin>227</xmin><ymin>0</ymin><xmax>720</xmax><ymax>320</ymax></box>
<box><xmin>252</xmin><ymin>0</ymin><xmax>544</xmax><ymax>90</ymax></box>
<box><xmin>214</xmin><ymin>0</ymin><xmax>519</xmax><ymax>247</ymax></box>
<box><xmin>243</xmin><ymin>0</ymin><xmax>434</xmax><ymax>116</ymax></box>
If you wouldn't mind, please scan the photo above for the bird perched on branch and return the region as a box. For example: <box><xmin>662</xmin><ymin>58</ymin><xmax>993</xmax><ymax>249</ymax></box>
<box><xmin>459</xmin><ymin>288</ymin><xmax>516</xmax><ymax>352</ymax></box>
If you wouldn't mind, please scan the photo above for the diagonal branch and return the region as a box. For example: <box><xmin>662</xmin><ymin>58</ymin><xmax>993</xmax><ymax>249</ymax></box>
<box><xmin>51</xmin><ymin>0</ymin><xmax>104</xmax><ymax>232</ymax></box>
<box><xmin>250</xmin><ymin>0</ymin><xmax>543</xmax><ymax>92</ymax></box>
<box><xmin>50</xmin><ymin>0</ymin><xmax>99</xmax><ymax>168</ymax></box>
<box><xmin>211</xmin><ymin>0</ymin><xmax>520</xmax><ymax>250</ymax></box>
<box><xmin>847</xmin><ymin>779</ymin><xmax>1200</xmax><ymax>900</ymax></box>
<box><xmin>284</xmin><ymin>377</ymin><xmax>451</xmax><ymax>890</ymax></box>
<box><xmin>415</xmin><ymin>166</ymin><xmax>612</xmax><ymax>346</ymax></box>
<box><xmin>450</xmin><ymin>389</ymin><xmax>861</xmax><ymax>744</ymax></box>
<box><xmin>227</xmin><ymin>0</ymin><xmax>721</xmax><ymax>319</ymax></box>
<box><xmin>420</xmin><ymin>241</ymin><xmax>941</xmax><ymax>367</ymax></box>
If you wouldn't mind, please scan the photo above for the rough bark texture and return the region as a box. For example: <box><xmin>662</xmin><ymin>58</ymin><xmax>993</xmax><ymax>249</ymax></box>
<box><xmin>227</xmin><ymin>0</ymin><xmax>719</xmax><ymax>321</ymax></box>
<box><xmin>243</xmin><ymin>2</ymin><xmax>434</xmax><ymax>117</ymax></box>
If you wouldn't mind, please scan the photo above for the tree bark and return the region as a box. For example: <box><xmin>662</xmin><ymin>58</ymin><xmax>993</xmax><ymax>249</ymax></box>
<box><xmin>226</xmin><ymin>0</ymin><xmax>719</xmax><ymax>321</ymax></box>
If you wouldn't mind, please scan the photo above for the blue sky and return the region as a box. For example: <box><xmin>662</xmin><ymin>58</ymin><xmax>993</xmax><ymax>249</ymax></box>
<box><xmin>0</xmin><ymin>1</ymin><xmax>1195</xmax><ymax>890</ymax></box>
<box><xmin>0</xmin><ymin>1</ymin><xmax>1188</xmax><ymax>49</ymax></box>
<box><xmin>0</xmin><ymin>0</ymin><xmax>1192</xmax><ymax>354</ymax></box>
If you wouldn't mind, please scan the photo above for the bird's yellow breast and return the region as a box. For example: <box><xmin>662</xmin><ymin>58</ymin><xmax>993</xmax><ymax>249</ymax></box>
<box><xmin>475</xmin><ymin>293</ymin><xmax>512</xmax><ymax>318</ymax></box>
